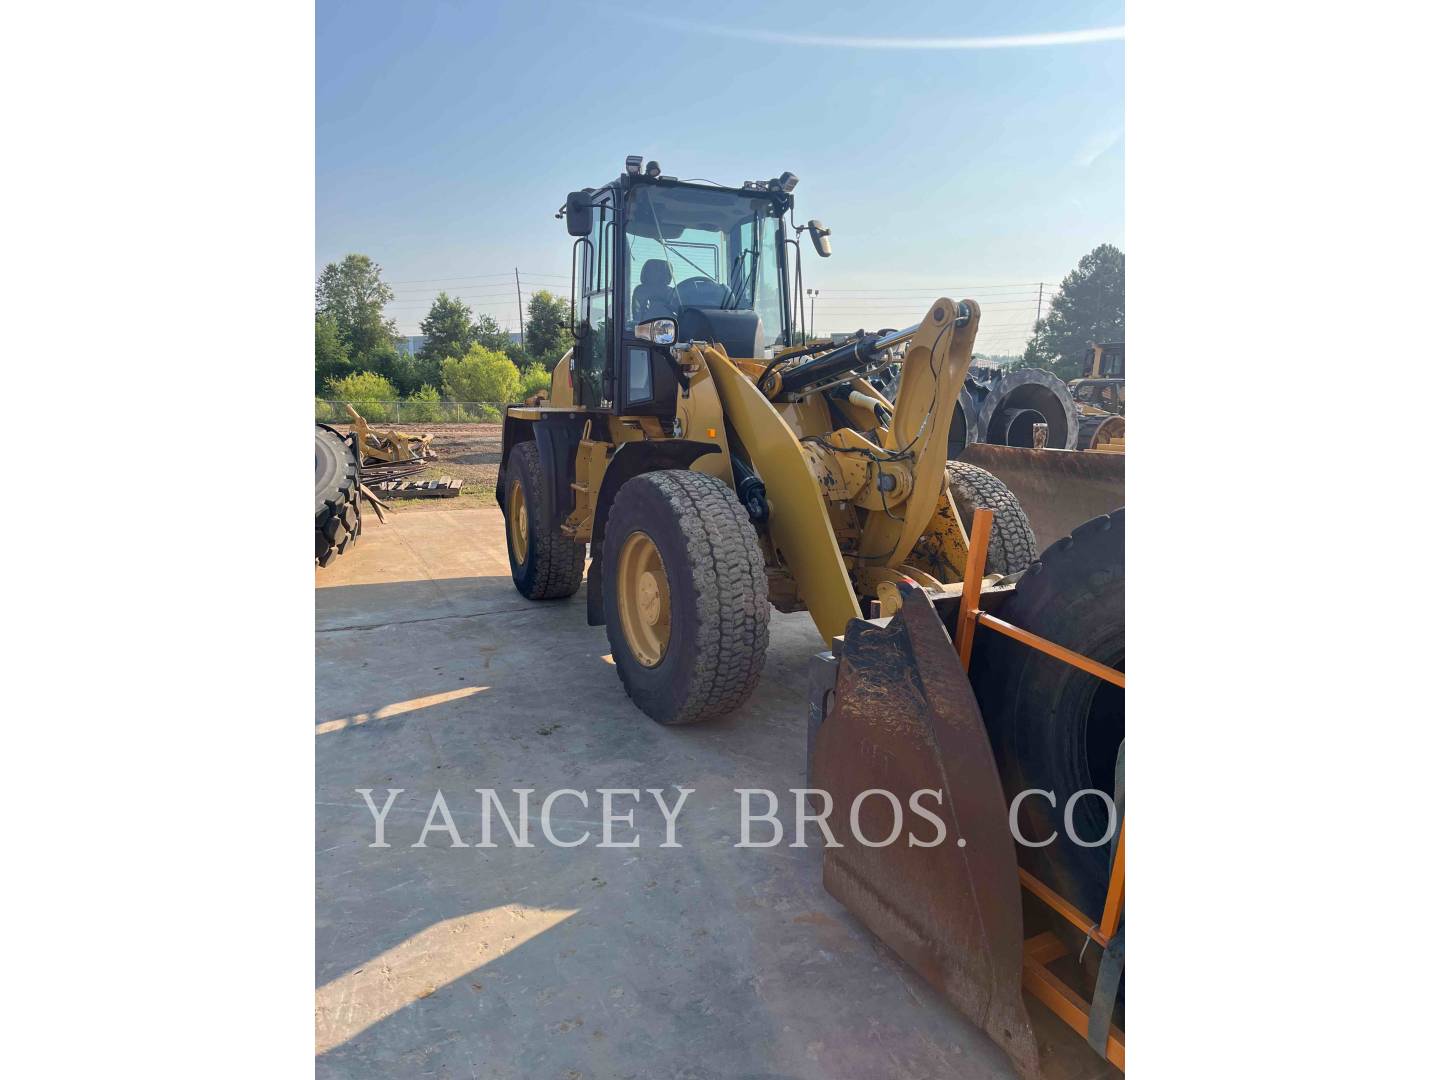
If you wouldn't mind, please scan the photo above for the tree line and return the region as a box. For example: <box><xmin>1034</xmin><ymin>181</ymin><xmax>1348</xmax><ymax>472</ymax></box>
<box><xmin>315</xmin><ymin>253</ymin><xmax>574</xmax><ymax>420</ymax></box>
<box><xmin>1022</xmin><ymin>243</ymin><xmax>1125</xmax><ymax>381</ymax></box>
<box><xmin>314</xmin><ymin>244</ymin><xmax>1123</xmax><ymax>422</ymax></box>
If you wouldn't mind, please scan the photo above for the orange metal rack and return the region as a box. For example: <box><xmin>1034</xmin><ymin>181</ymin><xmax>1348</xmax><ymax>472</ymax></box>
<box><xmin>957</xmin><ymin>508</ymin><xmax>1126</xmax><ymax>1072</ymax></box>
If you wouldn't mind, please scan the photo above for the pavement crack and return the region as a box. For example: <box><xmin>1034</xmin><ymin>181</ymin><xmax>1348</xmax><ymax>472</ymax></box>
<box><xmin>317</xmin><ymin>604</ymin><xmax>544</xmax><ymax>633</ymax></box>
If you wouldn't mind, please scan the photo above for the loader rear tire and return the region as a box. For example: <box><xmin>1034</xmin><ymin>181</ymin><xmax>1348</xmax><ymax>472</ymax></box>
<box><xmin>974</xmin><ymin>509</ymin><xmax>1124</xmax><ymax>918</ymax></box>
<box><xmin>945</xmin><ymin>460</ymin><xmax>1038</xmax><ymax>575</ymax></box>
<box><xmin>603</xmin><ymin>470</ymin><xmax>769</xmax><ymax>725</ymax></box>
<box><xmin>503</xmin><ymin>440</ymin><xmax>586</xmax><ymax>600</ymax></box>
<box><xmin>315</xmin><ymin>426</ymin><xmax>361</xmax><ymax>567</ymax></box>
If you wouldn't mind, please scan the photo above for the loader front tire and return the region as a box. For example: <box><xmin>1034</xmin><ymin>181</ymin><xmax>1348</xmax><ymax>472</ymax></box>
<box><xmin>603</xmin><ymin>470</ymin><xmax>769</xmax><ymax>725</ymax></box>
<box><xmin>503</xmin><ymin>441</ymin><xmax>585</xmax><ymax>599</ymax></box>
<box><xmin>315</xmin><ymin>426</ymin><xmax>361</xmax><ymax>567</ymax></box>
<box><xmin>945</xmin><ymin>460</ymin><xmax>1038</xmax><ymax>575</ymax></box>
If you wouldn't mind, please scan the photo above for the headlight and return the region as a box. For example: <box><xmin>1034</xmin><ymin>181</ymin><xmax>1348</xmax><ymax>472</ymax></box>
<box><xmin>636</xmin><ymin>318</ymin><xmax>676</xmax><ymax>346</ymax></box>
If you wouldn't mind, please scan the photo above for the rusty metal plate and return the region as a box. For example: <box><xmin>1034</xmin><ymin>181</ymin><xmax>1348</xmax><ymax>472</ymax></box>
<box><xmin>813</xmin><ymin>584</ymin><xmax>1042</xmax><ymax>1079</ymax></box>
<box><xmin>958</xmin><ymin>443</ymin><xmax>1124</xmax><ymax>552</ymax></box>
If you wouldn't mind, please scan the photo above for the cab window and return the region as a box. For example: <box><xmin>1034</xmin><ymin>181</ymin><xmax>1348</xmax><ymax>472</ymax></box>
<box><xmin>576</xmin><ymin>197</ymin><xmax>612</xmax><ymax>407</ymax></box>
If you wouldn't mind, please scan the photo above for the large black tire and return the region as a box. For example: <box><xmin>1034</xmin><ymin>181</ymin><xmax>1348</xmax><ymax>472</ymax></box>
<box><xmin>973</xmin><ymin>510</ymin><xmax>1124</xmax><ymax>917</ymax></box>
<box><xmin>945</xmin><ymin>460</ymin><xmax>1039</xmax><ymax>575</ymax></box>
<box><xmin>603</xmin><ymin>470</ymin><xmax>769</xmax><ymax>725</ymax></box>
<box><xmin>502</xmin><ymin>441</ymin><xmax>585</xmax><ymax>600</ymax></box>
<box><xmin>315</xmin><ymin>426</ymin><xmax>361</xmax><ymax>567</ymax></box>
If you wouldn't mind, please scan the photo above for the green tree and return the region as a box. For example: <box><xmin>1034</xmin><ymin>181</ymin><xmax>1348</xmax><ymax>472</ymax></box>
<box><xmin>473</xmin><ymin>313</ymin><xmax>513</xmax><ymax>353</ymax></box>
<box><xmin>400</xmin><ymin>385</ymin><xmax>443</xmax><ymax>423</ymax></box>
<box><xmin>325</xmin><ymin>370</ymin><xmax>400</xmax><ymax>422</ymax></box>
<box><xmin>524</xmin><ymin>290</ymin><xmax>573</xmax><ymax>365</ymax></box>
<box><xmin>356</xmin><ymin>342</ymin><xmax>423</xmax><ymax>398</ymax></box>
<box><xmin>519</xmin><ymin>365</ymin><xmax>552</xmax><ymax>399</ymax></box>
<box><xmin>503</xmin><ymin>340</ymin><xmax>529</xmax><ymax>368</ymax></box>
<box><xmin>441</xmin><ymin>345</ymin><xmax>521</xmax><ymax>410</ymax></box>
<box><xmin>315</xmin><ymin>254</ymin><xmax>397</xmax><ymax>359</ymax></box>
<box><xmin>315</xmin><ymin>313</ymin><xmax>351</xmax><ymax>394</ymax></box>
<box><xmin>418</xmin><ymin>293</ymin><xmax>478</xmax><ymax>364</ymax></box>
<box><xmin>1023</xmin><ymin>244</ymin><xmax>1125</xmax><ymax>381</ymax></box>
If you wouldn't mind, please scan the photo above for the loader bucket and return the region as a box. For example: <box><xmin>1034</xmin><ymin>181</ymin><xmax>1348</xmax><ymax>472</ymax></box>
<box><xmin>811</xmin><ymin>582</ymin><xmax>1043</xmax><ymax>1080</ymax></box>
<box><xmin>958</xmin><ymin>443</ymin><xmax>1124</xmax><ymax>552</ymax></box>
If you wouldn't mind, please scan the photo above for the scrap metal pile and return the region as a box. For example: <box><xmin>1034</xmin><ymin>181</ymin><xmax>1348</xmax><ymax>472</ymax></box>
<box><xmin>344</xmin><ymin>404</ymin><xmax>461</xmax><ymax>500</ymax></box>
<box><xmin>315</xmin><ymin>407</ymin><xmax>463</xmax><ymax>567</ymax></box>
<box><xmin>344</xmin><ymin>404</ymin><xmax>437</xmax><ymax>465</ymax></box>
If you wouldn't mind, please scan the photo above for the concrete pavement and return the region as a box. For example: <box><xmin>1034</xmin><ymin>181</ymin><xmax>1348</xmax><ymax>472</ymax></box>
<box><xmin>315</xmin><ymin>507</ymin><xmax>1105</xmax><ymax>1079</ymax></box>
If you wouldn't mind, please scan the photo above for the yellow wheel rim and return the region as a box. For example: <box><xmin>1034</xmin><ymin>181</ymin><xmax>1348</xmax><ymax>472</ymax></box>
<box><xmin>616</xmin><ymin>531</ymin><xmax>672</xmax><ymax>667</ymax></box>
<box><xmin>507</xmin><ymin>478</ymin><xmax>529</xmax><ymax>563</ymax></box>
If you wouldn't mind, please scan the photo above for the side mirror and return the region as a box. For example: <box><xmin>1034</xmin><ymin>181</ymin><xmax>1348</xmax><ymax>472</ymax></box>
<box><xmin>565</xmin><ymin>191</ymin><xmax>593</xmax><ymax>237</ymax></box>
<box><xmin>635</xmin><ymin>317</ymin><xmax>676</xmax><ymax>346</ymax></box>
<box><xmin>808</xmin><ymin>219</ymin><xmax>832</xmax><ymax>257</ymax></box>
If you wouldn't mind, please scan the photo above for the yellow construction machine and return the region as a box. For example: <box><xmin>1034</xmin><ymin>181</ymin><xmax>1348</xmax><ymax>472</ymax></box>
<box><xmin>343</xmin><ymin>404</ymin><xmax>436</xmax><ymax>464</ymax></box>
<box><xmin>498</xmin><ymin>157</ymin><xmax>1125</xmax><ymax>1073</ymax></box>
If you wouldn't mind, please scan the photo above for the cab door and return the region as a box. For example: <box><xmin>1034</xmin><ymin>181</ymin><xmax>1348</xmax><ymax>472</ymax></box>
<box><xmin>574</xmin><ymin>195</ymin><xmax>614</xmax><ymax>409</ymax></box>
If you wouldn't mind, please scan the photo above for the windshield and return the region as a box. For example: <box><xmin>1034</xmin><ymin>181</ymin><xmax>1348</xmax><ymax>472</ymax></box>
<box><xmin>624</xmin><ymin>185</ymin><xmax>788</xmax><ymax>347</ymax></box>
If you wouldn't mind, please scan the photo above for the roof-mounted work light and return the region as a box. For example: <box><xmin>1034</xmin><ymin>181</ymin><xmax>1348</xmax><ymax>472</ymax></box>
<box><xmin>645</xmin><ymin>160</ymin><xmax>662</xmax><ymax>179</ymax></box>
<box><xmin>625</xmin><ymin>155</ymin><xmax>642</xmax><ymax>175</ymax></box>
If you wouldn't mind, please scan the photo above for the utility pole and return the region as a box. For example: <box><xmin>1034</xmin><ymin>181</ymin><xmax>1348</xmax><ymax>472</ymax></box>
<box><xmin>807</xmin><ymin>288</ymin><xmax>818</xmax><ymax>339</ymax></box>
<box><xmin>515</xmin><ymin>268</ymin><xmax>525</xmax><ymax>348</ymax></box>
<box><xmin>1035</xmin><ymin>282</ymin><xmax>1045</xmax><ymax>328</ymax></box>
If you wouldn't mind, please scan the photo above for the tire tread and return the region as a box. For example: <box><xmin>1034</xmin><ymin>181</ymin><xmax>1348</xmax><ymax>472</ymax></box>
<box><xmin>609</xmin><ymin>470</ymin><xmax>769</xmax><ymax>725</ymax></box>
<box><xmin>315</xmin><ymin>427</ymin><xmax>361</xmax><ymax>567</ymax></box>
<box><xmin>506</xmin><ymin>441</ymin><xmax>585</xmax><ymax>599</ymax></box>
<box><xmin>945</xmin><ymin>460</ymin><xmax>1038</xmax><ymax>574</ymax></box>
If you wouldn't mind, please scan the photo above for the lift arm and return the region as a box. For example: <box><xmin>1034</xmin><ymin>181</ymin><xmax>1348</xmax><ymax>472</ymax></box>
<box><xmin>859</xmin><ymin>298</ymin><xmax>980</xmax><ymax>569</ymax></box>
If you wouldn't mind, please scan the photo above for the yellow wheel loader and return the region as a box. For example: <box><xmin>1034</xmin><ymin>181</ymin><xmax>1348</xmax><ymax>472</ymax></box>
<box><xmin>498</xmin><ymin>157</ymin><xmax>1125</xmax><ymax>1073</ymax></box>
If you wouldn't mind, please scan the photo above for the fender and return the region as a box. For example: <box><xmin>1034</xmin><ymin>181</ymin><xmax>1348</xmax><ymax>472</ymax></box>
<box><xmin>497</xmin><ymin>413</ymin><xmax>594</xmax><ymax>528</ymax></box>
<box><xmin>585</xmin><ymin>439</ymin><xmax>720</xmax><ymax>626</ymax></box>
<box><xmin>495</xmin><ymin>409</ymin><xmax>534</xmax><ymax>503</ymax></box>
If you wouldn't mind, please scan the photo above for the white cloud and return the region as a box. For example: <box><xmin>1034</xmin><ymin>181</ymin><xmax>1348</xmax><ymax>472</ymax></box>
<box><xmin>634</xmin><ymin>18</ymin><xmax>1124</xmax><ymax>51</ymax></box>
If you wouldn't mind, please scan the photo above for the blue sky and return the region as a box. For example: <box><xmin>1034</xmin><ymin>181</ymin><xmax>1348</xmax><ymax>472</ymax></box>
<box><xmin>317</xmin><ymin>0</ymin><xmax>1123</xmax><ymax>353</ymax></box>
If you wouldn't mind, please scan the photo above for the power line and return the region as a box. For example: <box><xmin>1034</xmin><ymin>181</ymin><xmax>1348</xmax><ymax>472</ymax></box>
<box><xmin>385</xmin><ymin>269</ymin><xmax>569</xmax><ymax>285</ymax></box>
<box><xmin>812</xmin><ymin>282</ymin><xmax>1059</xmax><ymax>294</ymax></box>
<box><xmin>384</xmin><ymin>288</ymin><xmax>551</xmax><ymax>304</ymax></box>
<box><xmin>811</xmin><ymin>289</ymin><xmax>1048</xmax><ymax>299</ymax></box>
<box><xmin>388</xmin><ymin>279</ymin><xmax>570</xmax><ymax>297</ymax></box>
<box><xmin>387</xmin><ymin>290</ymin><xmax>521</xmax><ymax>302</ymax></box>
<box><xmin>814</xmin><ymin>299</ymin><xmax>1046</xmax><ymax>308</ymax></box>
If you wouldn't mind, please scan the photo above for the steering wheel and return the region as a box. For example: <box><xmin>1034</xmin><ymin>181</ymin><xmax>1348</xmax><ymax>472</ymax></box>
<box><xmin>675</xmin><ymin>276</ymin><xmax>731</xmax><ymax>308</ymax></box>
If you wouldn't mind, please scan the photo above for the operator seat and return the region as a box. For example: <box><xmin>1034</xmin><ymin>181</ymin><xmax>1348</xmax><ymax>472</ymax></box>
<box><xmin>632</xmin><ymin>259</ymin><xmax>680</xmax><ymax>324</ymax></box>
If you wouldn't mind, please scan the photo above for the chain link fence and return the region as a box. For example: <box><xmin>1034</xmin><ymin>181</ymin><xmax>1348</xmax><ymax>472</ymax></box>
<box><xmin>315</xmin><ymin>400</ymin><xmax>509</xmax><ymax>424</ymax></box>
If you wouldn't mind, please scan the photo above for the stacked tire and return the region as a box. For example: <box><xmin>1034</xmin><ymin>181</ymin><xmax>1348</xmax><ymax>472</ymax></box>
<box><xmin>973</xmin><ymin>509</ymin><xmax>1125</xmax><ymax>917</ymax></box>
<box><xmin>315</xmin><ymin>425</ymin><xmax>361</xmax><ymax>567</ymax></box>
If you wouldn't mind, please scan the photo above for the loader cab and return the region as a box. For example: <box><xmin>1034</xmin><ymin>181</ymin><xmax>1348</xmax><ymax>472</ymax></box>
<box><xmin>1089</xmin><ymin>341</ymin><xmax>1125</xmax><ymax>379</ymax></box>
<box><xmin>566</xmin><ymin>168</ymin><xmax>797</xmax><ymax>416</ymax></box>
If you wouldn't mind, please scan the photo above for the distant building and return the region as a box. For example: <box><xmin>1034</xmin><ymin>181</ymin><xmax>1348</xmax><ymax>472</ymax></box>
<box><xmin>394</xmin><ymin>332</ymin><xmax>522</xmax><ymax>354</ymax></box>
